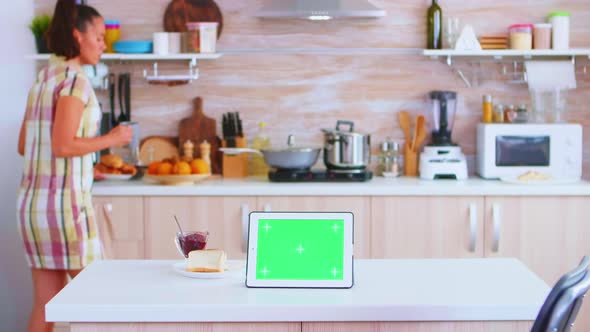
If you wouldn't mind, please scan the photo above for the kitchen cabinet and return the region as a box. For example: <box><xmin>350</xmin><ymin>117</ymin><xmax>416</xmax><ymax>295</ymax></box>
<box><xmin>145</xmin><ymin>196</ymin><xmax>257</xmax><ymax>259</ymax></box>
<box><xmin>371</xmin><ymin>197</ymin><xmax>485</xmax><ymax>258</ymax></box>
<box><xmin>93</xmin><ymin>196</ymin><xmax>145</xmax><ymax>259</ymax></box>
<box><xmin>303</xmin><ymin>321</ymin><xmax>532</xmax><ymax>332</ymax></box>
<box><xmin>484</xmin><ymin>196</ymin><xmax>590</xmax><ymax>331</ymax></box>
<box><xmin>257</xmin><ymin>196</ymin><xmax>371</xmax><ymax>259</ymax></box>
<box><xmin>70</xmin><ymin>322</ymin><xmax>300</xmax><ymax>332</ymax></box>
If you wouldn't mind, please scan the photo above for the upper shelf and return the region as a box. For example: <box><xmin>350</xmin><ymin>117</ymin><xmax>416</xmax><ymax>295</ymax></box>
<box><xmin>424</xmin><ymin>49</ymin><xmax>590</xmax><ymax>59</ymax></box>
<box><xmin>27</xmin><ymin>53</ymin><xmax>223</xmax><ymax>61</ymax></box>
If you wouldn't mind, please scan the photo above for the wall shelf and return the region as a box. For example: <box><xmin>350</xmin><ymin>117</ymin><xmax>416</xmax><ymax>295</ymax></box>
<box><xmin>424</xmin><ymin>49</ymin><xmax>590</xmax><ymax>59</ymax></box>
<box><xmin>26</xmin><ymin>53</ymin><xmax>223</xmax><ymax>61</ymax></box>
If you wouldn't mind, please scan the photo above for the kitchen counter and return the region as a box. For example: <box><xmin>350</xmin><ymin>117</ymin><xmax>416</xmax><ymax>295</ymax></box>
<box><xmin>92</xmin><ymin>176</ymin><xmax>590</xmax><ymax>197</ymax></box>
<box><xmin>46</xmin><ymin>258</ymin><xmax>549</xmax><ymax>323</ymax></box>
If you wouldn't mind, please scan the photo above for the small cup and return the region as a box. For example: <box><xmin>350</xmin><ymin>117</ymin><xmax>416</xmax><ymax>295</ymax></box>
<box><xmin>175</xmin><ymin>231</ymin><xmax>209</xmax><ymax>258</ymax></box>
<box><xmin>153</xmin><ymin>32</ymin><xmax>169</xmax><ymax>55</ymax></box>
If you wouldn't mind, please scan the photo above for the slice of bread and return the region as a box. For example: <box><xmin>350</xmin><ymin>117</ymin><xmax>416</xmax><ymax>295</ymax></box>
<box><xmin>187</xmin><ymin>249</ymin><xmax>227</xmax><ymax>272</ymax></box>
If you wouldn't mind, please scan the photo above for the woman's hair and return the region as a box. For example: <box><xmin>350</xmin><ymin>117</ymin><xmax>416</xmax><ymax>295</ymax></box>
<box><xmin>46</xmin><ymin>0</ymin><xmax>102</xmax><ymax>59</ymax></box>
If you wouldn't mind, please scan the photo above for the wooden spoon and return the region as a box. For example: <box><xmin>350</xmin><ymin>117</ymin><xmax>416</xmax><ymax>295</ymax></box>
<box><xmin>413</xmin><ymin>115</ymin><xmax>427</xmax><ymax>151</ymax></box>
<box><xmin>398</xmin><ymin>111</ymin><xmax>412</xmax><ymax>146</ymax></box>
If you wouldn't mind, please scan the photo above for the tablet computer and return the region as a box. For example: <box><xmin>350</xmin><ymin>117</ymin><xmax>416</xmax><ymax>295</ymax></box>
<box><xmin>245</xmin><ymin>212</ymin><xmax>354</xmax><ymax>288</ymax></box>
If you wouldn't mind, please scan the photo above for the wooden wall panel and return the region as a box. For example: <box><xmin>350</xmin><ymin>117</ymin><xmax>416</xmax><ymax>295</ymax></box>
<box><xmin>34</xmin><ymin>0</ymin><xmax>590</xmax><ymax>176</ymax></box>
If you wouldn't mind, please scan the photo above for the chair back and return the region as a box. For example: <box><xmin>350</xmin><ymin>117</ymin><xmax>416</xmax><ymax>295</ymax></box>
<box><xmin>531</xmin><ymin>256</ymin><xmax>590</xmax><ymax>332</ymax></box>
<box><xmin>546</xmin><ymin>271</ymin><xmax>590</xmax><ymax>332</ymax></box>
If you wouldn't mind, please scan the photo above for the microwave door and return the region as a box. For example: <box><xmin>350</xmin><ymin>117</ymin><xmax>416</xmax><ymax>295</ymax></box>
<box><xmin>496</xmin><ymin>136</ymin><xmax>550</xmax><ymax>167</ymax></box>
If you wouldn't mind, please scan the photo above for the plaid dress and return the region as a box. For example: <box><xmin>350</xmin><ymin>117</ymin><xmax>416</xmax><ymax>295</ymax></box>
<box><xmin>17</xmin><ymin>56</ymin><xmax>102</xmax><ymax>270</ymax></box>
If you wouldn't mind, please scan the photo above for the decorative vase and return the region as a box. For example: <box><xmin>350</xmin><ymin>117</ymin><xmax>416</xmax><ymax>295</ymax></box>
<box><xmin>34</xmin><ymin>34</ymin><xmax>49</xmax><ymax>54</ymax></box>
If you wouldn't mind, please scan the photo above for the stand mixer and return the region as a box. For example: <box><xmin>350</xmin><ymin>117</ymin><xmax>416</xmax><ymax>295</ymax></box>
<box><xmin>419</xmin><ymin>91</ymin><xmax>468</xmax><ymax>180</ymax></box>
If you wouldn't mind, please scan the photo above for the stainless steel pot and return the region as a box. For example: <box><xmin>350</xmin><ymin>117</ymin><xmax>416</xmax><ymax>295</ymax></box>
<box><xmin>322</xmin><ymin>120</ymin><xmax>371</xmax><ymax>170</ymax></box>
<box><xmin>220</xmin><ymin>135</ymin><xmax>321</xmax><ymax>170</ymax></box>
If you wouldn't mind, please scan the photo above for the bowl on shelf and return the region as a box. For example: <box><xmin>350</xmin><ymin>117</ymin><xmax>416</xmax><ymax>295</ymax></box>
<box><xmin>113</xmin><ymin>40</ymin><xmax>153</xmax><ymax>54</ymax></box>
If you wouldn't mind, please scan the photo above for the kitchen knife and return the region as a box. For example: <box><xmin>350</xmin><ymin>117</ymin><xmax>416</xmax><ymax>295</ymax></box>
<box><xmin>236</xmin><ymin>112</ymin><xmax>243</xmax><ymax>137</ymax></box>
<box><xmin>226</xmin><ymin>112</ymin><xmax>236</xmax><ymax>147</ymax></box>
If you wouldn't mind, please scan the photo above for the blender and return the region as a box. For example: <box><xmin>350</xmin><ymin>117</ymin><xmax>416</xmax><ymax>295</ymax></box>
<box><xmin>419</xmin><ymin>91</ymin><xmax>468</xmax><ymax>180</ymax></box>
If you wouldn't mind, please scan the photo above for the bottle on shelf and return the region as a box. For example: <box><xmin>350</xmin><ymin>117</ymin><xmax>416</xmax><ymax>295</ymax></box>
<box><xmin>427</xmin><ymin>0</ymin><xmax>443</xmax><ymax>50</ymax></box>
<box><xmin>249</xmin><ymin>122</ymin><xmax>271</xmax><ymax>176</ymax></box>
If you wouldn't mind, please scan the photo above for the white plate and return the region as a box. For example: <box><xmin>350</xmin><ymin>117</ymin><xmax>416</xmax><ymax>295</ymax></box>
<box><xmin>102</xmin><ymin>174</ymin><xmax>134</xmax><ymax>181</ymax></box>
<box><xmin>500</xmin><ymin>176</ymin><xmax>580</xmax><ymax>185</ymax></box>
<box><xmin>172</xmin><ymin>261</ymin><xmax>241</xmax><ymax>279</ymax></box>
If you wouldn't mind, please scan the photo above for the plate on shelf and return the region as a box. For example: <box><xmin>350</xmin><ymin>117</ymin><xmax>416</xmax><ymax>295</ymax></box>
<box><xmin>500</xmin><ymin>176</ymin><xmax>580</xmax><ymax>185</ymax></box>
<box><xmin>172</xmin><ymin>261</ymin><xmax>242</xmax><ymax>279</ymax></box>
<box><xmin>143</xmin><ymin>173</ymin><xmax>210</xmax><ymax>185</ymax></box>
<box><xmin>102</xmin><ymin>174</ymin><xmax>134</xmax><ymax>181</ymax></box>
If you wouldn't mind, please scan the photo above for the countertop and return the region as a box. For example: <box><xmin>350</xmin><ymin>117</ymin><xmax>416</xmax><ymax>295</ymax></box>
<box><xmin>92</xmin><ymin>176</ymin><xmax>590</xmax><ymax>197</ymax></box>
<box><xmin>46</xmin><ymin>258</ymin><xmax>549</xmax><ymax>323</ymax></box>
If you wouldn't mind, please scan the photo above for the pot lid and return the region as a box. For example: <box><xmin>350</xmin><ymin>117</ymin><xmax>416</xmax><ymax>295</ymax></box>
<box><xmin>322</xmin><ymin>120</ymin><xmax>368</xmax><ymax>136</ymax></box>
<box><xmin>262</xmin><ymin>134</ymin><xmax>321</xmax><ymax>153</ymax></box>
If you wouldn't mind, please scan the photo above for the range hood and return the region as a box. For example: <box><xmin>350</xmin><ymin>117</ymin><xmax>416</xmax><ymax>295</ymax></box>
<box><xmin>256</xmin><ymin>0</ymin><xmax>386</xmax><ymax>20</ymax></box>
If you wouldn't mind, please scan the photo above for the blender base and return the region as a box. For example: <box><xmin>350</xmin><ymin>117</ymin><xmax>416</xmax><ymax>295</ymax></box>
<box><xmin>419</xmin><ymin>146</ymin><xmax>468</xmax><ymax>180</ymax></box>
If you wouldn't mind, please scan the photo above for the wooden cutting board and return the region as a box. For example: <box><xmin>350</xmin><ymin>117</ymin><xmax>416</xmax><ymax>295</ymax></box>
<box><xmin>163</xmin><ymin>0</ymin><xmax>223</xmax><ymax>38</ymax></box>
<box><xmin>178</xmin><ymin>97</ymin><xmax>222</xmax><ymax>174</ymax></box>
<box><xmin>139</xmin><ymin>136</ymin><xmax>180</xmax><ymax>165</ymax></box>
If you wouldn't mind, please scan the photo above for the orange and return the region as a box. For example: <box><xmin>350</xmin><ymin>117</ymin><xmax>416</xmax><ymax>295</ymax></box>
<box><xmin>175</xmin><ymin>161</ymin><xmax>192</xmax><ymax>175</ymax></box>
<box><xmin>147</xmin><ymin>161</ymin><xmax>162</xmax><ymax>175</ymax></box>
<box><xmin>157</xmin><ymin>162</ymin><xmax>173</xmax><ymax>175</ymax></box>
<box><xmin>190</xmin><ymin>159</ymin><xmax>209</xmax><ymax>174</ymax></box>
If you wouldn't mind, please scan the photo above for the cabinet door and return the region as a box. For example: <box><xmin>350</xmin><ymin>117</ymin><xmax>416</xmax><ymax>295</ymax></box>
<box><xmin>145</xmin><ymin>196</ymin><xmax>257</xmax><ymax>259</ymax></box>
<box><xmin>93</xmin><ymin>196</ymin><xmax>145</xmax><ymax>259</ymax></box>
<box><xmin>371</xmin><ymin>197</ymin><xmax>484</xmax><ymax>258</ymax></box>
<box><xmin>257</xmin><ymin>196</ymin><xmax>371</xmax><ymax>259</ymax></box>
<box><xmin>484</xmin><ymin>197</ymin><xmax>590</xmax><ymax>330</ymax></box>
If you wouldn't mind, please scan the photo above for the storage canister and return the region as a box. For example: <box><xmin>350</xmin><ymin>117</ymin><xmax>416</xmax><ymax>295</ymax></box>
<box><xmin>509</xmin><ymin>24</ymin><xmax>533</xmax><ymax>50</ymax></box>
<box><xmin>533</xmin><ymin>23</ymin><xmax>552</xmax><ymax>49</ymax></box>
<box><xmin>186</xmin><ymin>22</ymin><xmax>218</xmax><ymax>53</ymax></box>
<box><xmin>104</xmin><ymin>20</ymin><xmax>120</xmax><ymax>53</ymax></box>
<box><xmin>548</xmin><ymin>12</ymin><xmax>570</xmax><ymax>50</ymax></box>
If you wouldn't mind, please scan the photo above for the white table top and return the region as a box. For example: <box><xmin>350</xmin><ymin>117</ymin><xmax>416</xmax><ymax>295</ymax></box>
<box><xmin>46</xmin><ymin>258</ymin><xmax>549</xmax><ymax>323</ymax></box>
<box><xmin>92</xmin><ymin>176</ymin><xmax>590</xmax><ymax>197</ymax></box>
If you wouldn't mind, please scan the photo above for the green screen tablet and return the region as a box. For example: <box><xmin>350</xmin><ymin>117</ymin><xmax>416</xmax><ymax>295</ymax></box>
<box><xmin>245</xmin><ymin>212</ymin><xmax>354</xmax><ymax>288</ymax></box>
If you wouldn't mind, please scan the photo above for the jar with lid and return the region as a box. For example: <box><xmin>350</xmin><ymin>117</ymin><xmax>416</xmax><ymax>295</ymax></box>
<box><xmin>504</xmin><ymin>104</ymin><xmax>517</xmax><ymax>123</ymax></box>
<box><xmin>377</xmin><ymin>139</ymin><xmax>401</xmax><ymax>177</ymax></box>
<box><xmin>493</xmin><ymin>104</ymin><xmax>505</xmax><ymax>123</ymax></box>
<box><xmin>533</xmin><ymin>23</ymin><xmax>552</xmax><ymax>49</ymax></box>
<box><xmin>513</xmin><ymin>104</ymin><xmax>529</xmax><ymax>123</ymax></box>
<box><xmin>509</xmin><ymin>24</ymin><xmax>533</xmax><ymax>50</ymax></box>
<box><xmin>549</xmin><ymin>12</ymin><xmax>570</xmax><ymax>50</ymax></box>
<box><xmin>104</xmin><ymin>20</ymin><xmax>120</xmax><ymax>53</ymax></box>
<box><xmin>186</xmin><ymin>22</ymin><xmax>218</xmax><ymax>53</ymax></box>
<box><xmin>482</xmin><ymin>95</ymin><xmax>493</xmax><ymax>123</ymax></box>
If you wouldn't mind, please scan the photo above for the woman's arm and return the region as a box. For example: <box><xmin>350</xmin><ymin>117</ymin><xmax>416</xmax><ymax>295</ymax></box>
<box><xmin>51</xmin><ymin>96</ymin><xmax>133</xmax><ymax>158</ymax></box>
<box><xmin>18</xmin><ymin>114</ymin><xmax>26</xmax><ymax>156</ymax></box>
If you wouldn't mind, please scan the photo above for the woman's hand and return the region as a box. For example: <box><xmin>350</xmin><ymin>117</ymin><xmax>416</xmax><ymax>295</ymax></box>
<box><xmin>108</xmin><ymin>125</ymin><xmax>134</xmax><ymax>147</ymax></box>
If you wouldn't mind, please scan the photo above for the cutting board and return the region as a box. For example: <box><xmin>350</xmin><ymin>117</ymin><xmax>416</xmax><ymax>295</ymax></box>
<box><xmin>163</xmin><ymin>0</ymin><xmax>223</xmax><ymax>38</ymax></box>
<box><xmin>178</xmin><ymin>97</ymin><xmax>222</xmax><ymax>174</ymax></box>
<box><xmin>139</xmin><ymin>136</ymin><xmax>180</xmax><ymax>165</ymax></box>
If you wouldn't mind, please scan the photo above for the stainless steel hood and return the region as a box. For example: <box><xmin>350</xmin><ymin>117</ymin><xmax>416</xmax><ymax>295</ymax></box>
<box><xmin>256</xmin><ymin>0</ymin><xmax>386</xmax><ymax>20</ymax></box>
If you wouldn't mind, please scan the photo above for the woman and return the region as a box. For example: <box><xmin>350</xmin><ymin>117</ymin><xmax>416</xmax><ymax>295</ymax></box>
<box><xmin>17</xmin><ymin>1</ymin><xmax>133</xmax><ymax>331</ymax></box>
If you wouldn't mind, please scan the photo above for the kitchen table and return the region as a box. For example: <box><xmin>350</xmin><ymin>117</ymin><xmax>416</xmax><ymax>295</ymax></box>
<box><xmin>46</xmin><ymin>258</ymin><xmax>549</xmax><ymax>332</ymax></box>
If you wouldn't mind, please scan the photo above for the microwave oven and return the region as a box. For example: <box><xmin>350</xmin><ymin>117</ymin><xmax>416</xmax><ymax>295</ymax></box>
<box><xmin>476</xmin><ymin>123</ymin><xmax>582</xmax><ymax>179</ymax></box>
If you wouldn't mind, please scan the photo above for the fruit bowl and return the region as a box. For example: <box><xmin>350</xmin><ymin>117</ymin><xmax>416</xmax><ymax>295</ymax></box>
<box><xmin>143</xmin><ymin>173</ymin><xmax>211</xmax><ymax>185</ymax></box>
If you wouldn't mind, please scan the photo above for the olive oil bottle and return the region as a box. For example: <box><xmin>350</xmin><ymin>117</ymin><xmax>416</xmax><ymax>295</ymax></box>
<box><xmin>427</xmin><ymin>0</ymin><xmax>443</xmax><ymax>49</ymax></box>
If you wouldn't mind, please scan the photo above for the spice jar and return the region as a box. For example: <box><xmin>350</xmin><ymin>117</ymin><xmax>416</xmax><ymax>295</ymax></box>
<box><xmin>513</xmin><ymin>104</ymin><xmax>529</xmax><ymax>123</ymax></box>
<box><xmin>104</xmin><ymin>20</ymin><xmax>120</xmax><ymax>53</ymax></box>
<box><xmin>493</xmin><ymin>104</ymin><xmax>505</xmax><ymax>123</ymax></box>
<box><xmin>504</xmin><ymin>104</ymin><xmax>516</xmax><ymax>123</ymax></box>
<box><xmin>509</xmin><ymin>24</ymin><xmax>533</xmax><ymax>50</ymax></box>
<box><xmin>186</xmin><ymin>22</ymin><xmax>218</xmax><ymax>53</ymax></box>
<box><xmin>482</xmin><ymin>95</ymin><xmax>493</xmax><ymax>123</ymax></box>
<box><xmin>377</xmin><ymin>139</ymin><xmax>401</xmax><ymax>177</ymax></box>
<box><xmin>533</xmin><ymin>24</ymin><xmax>552</xmax><ymax>49</ymax></box>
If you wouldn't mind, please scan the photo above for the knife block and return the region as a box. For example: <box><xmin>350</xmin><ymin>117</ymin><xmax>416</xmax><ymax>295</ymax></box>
<box><xmin>222</xmin><ymin>137</ymin><xmax>248</xmax><ymax>178</ymax></box>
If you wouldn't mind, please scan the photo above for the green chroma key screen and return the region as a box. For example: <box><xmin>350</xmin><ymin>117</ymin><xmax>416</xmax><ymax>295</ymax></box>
<box><xmin>256</xmin><ymin>219</ymin><xmax>345</xmax><ymax>280</ymax></box>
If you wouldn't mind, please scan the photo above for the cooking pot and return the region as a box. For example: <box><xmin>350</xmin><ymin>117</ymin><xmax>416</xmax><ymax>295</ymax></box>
<box><xmin>322</xmin><ymin>120</ymin><xmax>371</xmax><ymax>170</ymax></box>
<box><xmin>220</xmin><ymin>135</ymin><xmax>321</xmax><ymax>170</ymax></box>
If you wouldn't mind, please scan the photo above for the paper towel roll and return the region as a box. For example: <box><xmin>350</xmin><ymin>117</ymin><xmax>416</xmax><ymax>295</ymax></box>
<box><xmin>525</xmin><ymin>61</ymin><xmax>576</xmax><ymax>91</ymax></box>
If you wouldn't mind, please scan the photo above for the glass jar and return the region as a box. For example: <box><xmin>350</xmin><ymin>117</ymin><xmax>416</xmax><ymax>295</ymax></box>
<box><xmin>104</xmin><ymin>20</ymin><xmax>120</xmax><ymax>53</ymax></box>
<box><xmin>504</xmin><ymin>104</ymin><xmax>517</xmax><ymax>123</ymax></box>
<box><xmin>377</xmin><ymin>140</ymin><xmax>401</xmax><ymax>177</ymax></box>
<box><xmin>509</xmin><ymin>24</ymin><xmax>533</xmax><ymax>50</ymax></box>
<box><xmin>186</xmin><ymin>22</ymin><xmax>218</xmax><ymax>53</ymax></box>
<box><xmin>513</xmin><ymin>104</ymin><xmax>529</xmax><ymax>123</ymax></box>
<box><xmin>493</xmin><ymin>104</ymin><xmax>505</xmax><ymax>123</ymax></box>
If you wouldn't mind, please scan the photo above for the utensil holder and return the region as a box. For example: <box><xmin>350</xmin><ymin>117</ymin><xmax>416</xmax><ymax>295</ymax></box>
<box><xmin>222</xmin><ymin>136</ymin><xmax>248</xmax><ymax>178</ymax></box>
<box><xmin>404</xmin><ymin>143</ymin><xmax>418</xmax><ymax>177</ymax></box>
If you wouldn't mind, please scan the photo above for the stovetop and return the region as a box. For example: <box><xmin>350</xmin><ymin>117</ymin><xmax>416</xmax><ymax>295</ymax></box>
<box><xmin>268</xmin><ymin>169</ymin><xmax>373</xmax><ymax>182</ymax></box>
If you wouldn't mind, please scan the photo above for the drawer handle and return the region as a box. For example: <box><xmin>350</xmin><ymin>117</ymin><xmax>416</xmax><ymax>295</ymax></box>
<box><xmin>468</xmin><ymin>203</ymin><xmax>477</xmax><ymax>252</ymax></box>
<box><xmin>492</xmin><ymin>203</ymin><xmax>502</xmax><ymax>252</ymax></box>
<box><xmin>241</xmin><ymin>204</ymin><xmax>250</xmax><ymax>253</ymax></box>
